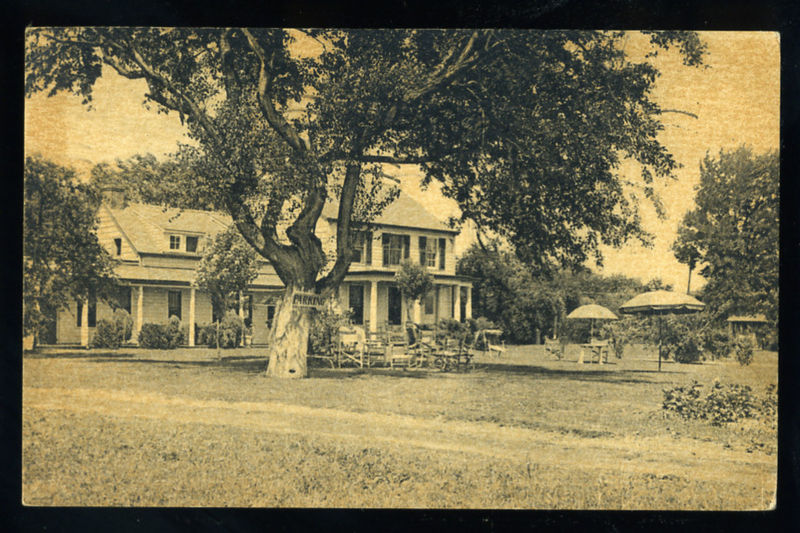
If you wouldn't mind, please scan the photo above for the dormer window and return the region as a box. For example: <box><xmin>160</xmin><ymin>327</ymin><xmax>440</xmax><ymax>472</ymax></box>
<box><xmin>186</xmin><ymin>236</ymin><xmax>198</xmax><ymax>253</ymax></box>
<box><xmin>114</xmin><ymin>238</ymin><xmax>122</xmax><ymax>256</ymax></box>
<box><xmin>169</xmin><ymin>235</ymin><xmax>181</xmax><ymax>250</ymax></box>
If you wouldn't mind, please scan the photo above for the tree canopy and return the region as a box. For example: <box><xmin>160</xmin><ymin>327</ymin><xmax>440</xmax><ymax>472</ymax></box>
<box><xmin>23</xmin><ymin>155</ymin><xmax>118</xmax><ymax>343</ymax></box>
<box><xmin>195</xmin><ymin>226</ymin><xmax>260</xmax><ymax>321</ymax></box>
<box><xmin>672</xmin><ymin>146</ymin><xmax>779</xmax><ymax>322</ymax></box>
<box><xmin>27</xmin><ymin>28</ymin><xmax>705</xmax><ymax>286</ymax></box>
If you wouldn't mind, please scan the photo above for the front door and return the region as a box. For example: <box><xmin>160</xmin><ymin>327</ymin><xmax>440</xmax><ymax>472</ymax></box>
<box><xmin>348</xmin><ymin>284</ymin><xmax>364</xmax><ymax>325</ymax></box>
<box><xmin>388</xmin><ymin>286</ymin><xmax>402</xmax><ymax>326</ymax></box>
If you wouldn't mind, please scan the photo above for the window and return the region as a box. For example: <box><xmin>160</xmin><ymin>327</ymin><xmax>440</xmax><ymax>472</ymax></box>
<box><xmin>352</xmin><ymin>231</ymin><xmax>372</xmax><ymax>264</ymax></box>
<box><xmin>169</xmin><ymin>235</ymin><xmax>181</xmax><ymax>250</ymax></box>
<box><xmin>186</xmin><ymin>236</ymin><xmax>198</xmax><ymax>253</ymax></box>
<box><xmin>382</xmin><ymin>233</ymin><xmax>409</xmax><ymax>266</ymax></box>
<box><xmin>438</xmin><ymin>238</ymin><xmax>446</xmax><ymax>270</ymax></box>
<box><xmin>114</xmin><ymin>238</ymin><xmax>122</xmax><ymax>256</ymax></box>
<box><xmin>168</xmin><ymin>290</ymin><xmax>182</xmax><ymax>320</ymax></box>
<box><xmin>266</xmin><ymin>305</ymin><xmax>276</xmax><ymax>330</ymax></box>
<box><xmin>419</xmin><ymin>236</ymin><xmax>437</xmax><ymax>267</ymax></box>
<box><xmin>424</xmin><ymin>291</ymin><xmax>435</xmax><ymax>315</ymax></box>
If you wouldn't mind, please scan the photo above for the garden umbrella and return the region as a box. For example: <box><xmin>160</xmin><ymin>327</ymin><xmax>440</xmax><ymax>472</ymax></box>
<box><xmin>566</xmin><ymin>304</ymin><xmax>618</xmax><ymax>339</ymax></box>
<box><xmin>619</xmin><ymin>290</ymin><xmax>705</xmax><ymax>371</ymax></box>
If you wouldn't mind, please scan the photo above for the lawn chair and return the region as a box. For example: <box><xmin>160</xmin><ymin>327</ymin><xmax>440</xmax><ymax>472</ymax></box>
<box><xmin>476</xmin><ymin>329</ymin><xmax>506</xmax><ymax>359</ymax></box>
<box><xmin>363</xmin><ymin>330</ymin><xmax>388</xmax><ymax>368</ymax></box>
<box><xmin>544</xmin><ymin>336</ymin><xmax>564</xmax><ymax>360</ymax></box>
<box><xmin>337</xmin><ymin>326</ymin><xmax>365</xmax><ymax>368</ymax></box>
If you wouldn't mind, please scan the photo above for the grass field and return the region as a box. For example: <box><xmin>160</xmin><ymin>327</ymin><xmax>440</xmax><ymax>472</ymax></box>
<box><xmin>22</xmin><ymin>343</ymin><xmax>778</xmax><ymax>509</ymax></box>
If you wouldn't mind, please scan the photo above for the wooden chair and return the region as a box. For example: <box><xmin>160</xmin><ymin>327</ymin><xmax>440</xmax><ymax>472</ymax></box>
<box><xmin>337</xmin><ymin>326</ymin><xmax>365</xmax><ymax>368</ymax></box>
<box><xmin>544</xmin><ymin>336</ymin><xmax>564</xmax><ymax>360</ymax></box>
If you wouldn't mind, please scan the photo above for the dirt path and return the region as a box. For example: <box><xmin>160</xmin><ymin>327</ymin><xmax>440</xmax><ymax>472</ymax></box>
<box><xmin>24</xmin><ymin>386</ymin><xmax>775</xmax><ymax>486</ymax></box>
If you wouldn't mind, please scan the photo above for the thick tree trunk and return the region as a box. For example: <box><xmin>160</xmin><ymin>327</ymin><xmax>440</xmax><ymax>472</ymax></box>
<box><xmin>266</xmin><ymin>287</ymin><xmax>312</xmax><ymax>379</ymax></box>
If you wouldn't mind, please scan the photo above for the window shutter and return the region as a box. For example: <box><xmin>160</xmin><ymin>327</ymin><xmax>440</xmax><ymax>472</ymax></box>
<box><xmin>403</xmin><ymin>235</ymin><xmax>410</xmax><ymax>260</ymax></box>
<box><xmin>419</xmin><ymin>236</ymin><xmax>427</xmax><ymax>265</ymax></box>
<box><xmin>365</xmin><ymin>232</ymin><xmax>372</xmax><ymax>265</ymax></box>
<box><xmin>439</xmin><ymin>238</ymin><xmax>446</xmax><ymax>270</ymax></box>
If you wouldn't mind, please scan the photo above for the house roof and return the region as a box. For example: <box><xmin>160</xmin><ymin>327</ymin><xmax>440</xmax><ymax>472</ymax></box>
<box><xmin>106</xmin><ymin>203</ymin><xmax>231</xmax><ymax>254</ymax></box>
<box><xmin>726</xmin><ymin>314</ymin><xmax>768</xmax><ymax>323</ymax></box>
<box><xmin>321</xmin><ymin>190</ymin><xmax>457</xmax><ymax>234</ymax></box>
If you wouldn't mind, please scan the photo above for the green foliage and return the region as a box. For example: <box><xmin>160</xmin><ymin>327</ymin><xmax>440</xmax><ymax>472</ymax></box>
<box><xmin>656</xmin><ymin>316</ymin><xmax>705</xmax><ymax>364</ymax></box>
<box><xmin>90</xmin><ymin>309</ymin><xmax>134</xmax><ymax>349</ymax></box>
<box><xmin>113</xmin><ymin>309</ymin><xmax>134</xmax><ymax>342</ymax></box>
<box><xmin>27</xmin><ymin>28</ymin><xmax>705</xmax><ymax>293</ymax></box>
<box><xmin>308</xmin><ymin>305</ymin><xmax>351</xmax><ymax>355</ymax></box>
<box><xmin>700</xmin><ymin>327</ymin><xmax>732</xmax><ymax>360</ymax></box>
<box><xmin>673</xmin><ymin>147</ymin><xmax>779</xmax><ymax>326</ymax></box>
<box><xmin>90</xmin><ymin>320</ymin><xmax>122</xmax><ymax>349</ymax></box>
<box><xmin>89</xmin><ymin>153</ymin><xmax>217</xmax><ymax>211</ymax></box>
<box><xmin>663</xmin><ymin>381</ymin><xmax>776</xmax><ymax>426</ymax></box>
<box><xmin>599</xmin><ymin>317</ymin><xmax>648</xmax><ymax>359</ymax></box>
<box><xmin>732</xmin><ymin>335</ymin><xmax>756</xmax><ymax>366</ymax></box>
<box><xmin>138</xmin><ymin>317</ymin><xmax>185</xmax><ymax>349</ymax></box>
<box><xmin>394</xmin><ymin>261</ymin><xmax>434</xmax><ymax>321</ymax></box>
<box><xmin>23</xmin><ymin>155</ymin><xmax>117</xmax><ymax>342</ymax></box>
<box><xmin>195</xmin><ymin>226</ymin><xmax>259</xmax><ymax>324</ymax></box>
<box><xmin>218</xmin><ymin>312</ymin><xmax>245</xmax><ymax>349</ymax></box>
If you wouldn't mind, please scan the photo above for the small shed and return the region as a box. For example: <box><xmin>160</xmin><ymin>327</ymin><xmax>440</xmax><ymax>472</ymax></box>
<box><xmin>726</xmin><ymin>314</ymin><xmax>768</xmax><ymax>346</ymax></box>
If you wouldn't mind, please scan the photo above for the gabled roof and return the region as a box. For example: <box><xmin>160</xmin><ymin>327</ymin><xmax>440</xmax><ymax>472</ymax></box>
<box><xmin>107</xmin><ymin>203</ymin><xmax>231</xmax><ymax>254</ymax></box>
<box><xmin>321</xmin><ymin>190</ymin><xmax>456</xmax><ymax>233</ymax></box>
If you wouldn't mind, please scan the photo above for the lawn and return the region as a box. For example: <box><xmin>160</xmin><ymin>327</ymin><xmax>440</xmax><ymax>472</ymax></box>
<box><xmin>22</xmin><ymin>343</ymin><xmax>777</xmax><ymax>509</ymax></box>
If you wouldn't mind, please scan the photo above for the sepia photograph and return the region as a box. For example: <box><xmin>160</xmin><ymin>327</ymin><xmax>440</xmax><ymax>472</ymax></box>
<box><xmin>23</xmin><ymin>28</ymin><xmax>779</xmax><ymax>509</ymax></box>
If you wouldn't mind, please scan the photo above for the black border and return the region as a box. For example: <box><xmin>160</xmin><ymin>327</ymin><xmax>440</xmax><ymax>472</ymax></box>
<box><xmin>5</xmin><ymin>0</ymin><xmax>799</xmax><ymax>531</ymax></box>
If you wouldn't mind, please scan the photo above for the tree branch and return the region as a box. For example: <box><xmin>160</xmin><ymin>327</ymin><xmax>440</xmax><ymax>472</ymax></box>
<box><xmin>241</xmin><ymin>28</ymin><xmax>308</xmax><ymax>153</ymax></box>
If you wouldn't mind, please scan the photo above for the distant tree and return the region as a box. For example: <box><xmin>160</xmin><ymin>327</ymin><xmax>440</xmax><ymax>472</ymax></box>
<box><xmin>394</xmin><ymin>261</ymin><xmax>434</xmax><ymax>324</ymax></box>
<box><xmin>89</xmin><ymin>152</ymin><xmax>217</xmax><ymax>210</ymax></box>
<box><xmin>27</xmin><ymin>28</ymin><xmax>704</xmax><ymax>377</ymax></box>
<box><xmin>195</xmin><ymin>226</ymin><xmax>259</xmax><ymax>352</ymax></box>
<box><xmin>673</xmin><ymin>147</ymin><xmax>779</xmax><ymax>322</ymax></box>
<box><xmin>643</xmin><ymin>278</ymin><xmax>673</xmax><ymax>292</ymax></box>
<box><xmin>23</xmin><ymin>155</ymin><xmax>118</xmax><ymax>347</ymax></box>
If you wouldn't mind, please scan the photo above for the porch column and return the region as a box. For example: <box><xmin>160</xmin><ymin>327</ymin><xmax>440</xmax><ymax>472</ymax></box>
<box><xmin>188</xmin><ymin>286</ymin><xmax>196</xmax><ymax>347</ymax></box>
<box><xmin>434</xmin><ymin>285</ymin><xmax>440</xmax><ymax>324</ymax></box>
<box><xmin>238</xmin><ymin>291</ymin><xmax>245</xmax><ymax>346</ymax></box>
<box><xmin>453</xmin><ymin>284</ymin><xmax>462</xmax><ymax>322</ymax></box>
<box><xmin>413</xmin><ymin>300</ymin><xmax>422</xmax><ymax>324</ymax></box>
<box><xmin>135</xmin><ymin>285</ymin><xmax>144</xmax><ymax>342</ymax></box>
<box><xmin>369</xmin><ymin>280</ymin><xmax>378</xmax><ymax>332</ymax></box>
<box><xmin>465</xmin><ymin>286</ymin><xmax>473</xmax><ymax>319</ymax></box>
<box><xmin>80</xmin><ymin>297</ymin><xmax>89</xmax><ymax>348</ymax></box>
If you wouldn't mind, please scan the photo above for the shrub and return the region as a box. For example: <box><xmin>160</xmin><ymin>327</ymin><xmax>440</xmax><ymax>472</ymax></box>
<box><xmin>138</xmin><ymin>323</ymin><xmax>171</xmax><ymax>349</ymax></box>
<box><xmin>701</xmin><ymin>327</ymin><xmax>732</xmax><ymax>360</ymax></box>
<box><xmin>218</xmin><ymin>311</ymin><xmax>244</xmax><ymax>348</ymax></box>
<box><xmin>113</xmin><ymin>309</ymin><xmax>134</xmax><ymax>342</ymax></box>
<box><xmin>732</xmin><ymin>334</ymin><xmax>756</xmax><ymax>366</ymax></box>
<box><xmin>309</xmin><ymin>305</ymin><xmax>350</xmax><ymax>355</ymax></box>
<box><xmin>600</xmin><ymin>317</ymin><xmax>647</xmax><ymax>359</ymax></box>
<box><xmin>195</xmin><ymin>324</ymin><xmax>217</xmax><ymax>347</ymax></box>
<box><xmin>90</xmin><ymin>319</ymin><xmax>123</xmax><ymax>348</ymax></box>
<box><xmin>663</xmin><ymin>380</ymin><xmax>776</xmax><ymax>426</ymax></box>
<box><xmin>166</xmin><ymin>315</ymin><xmax>185</xmax><ymax>348</ymax></box>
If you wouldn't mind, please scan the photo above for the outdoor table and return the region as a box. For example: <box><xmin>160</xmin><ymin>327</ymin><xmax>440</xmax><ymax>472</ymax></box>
<box><xmin>578</xmin><ymin>341</ymin><xmax>610</xmax><ymax>365</ymax></box>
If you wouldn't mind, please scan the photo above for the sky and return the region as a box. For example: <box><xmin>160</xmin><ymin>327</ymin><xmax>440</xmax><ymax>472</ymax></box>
<box><xmin>24</xmin><ymin>31</ymin><xmax>780</xmax><ymax>291</ymax></box>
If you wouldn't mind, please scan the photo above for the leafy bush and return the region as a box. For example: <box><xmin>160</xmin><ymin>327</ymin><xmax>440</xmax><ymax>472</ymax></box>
<box><xmin>138</xmin><ymin>317</ymin><xmax>184</xmax><ymax>349</ymax></box>
<box><xmin>90</xmin><ymin>319</ymin><xmax>123</xmax><ymax>348</ymax></box>
<box><xmin>663</xmin><ymin>380</ymin><xmax>776</xmax><ymax>426</ymax></box>
<box><xmin>217</xmin><ymin>311</ymin><xmax>244</xmax><ymax>348</ymax></box>
<box><xmin>138</xmin><ymin>323</ymin><xmax>171</xmax><ymax>349</ymax></box>
<box><xmin>195</xmin><ymin>324</ymin><xmax>218</xmax><ymax>348</ymax></box>
<box><xmin>700</xmin><ymin>327</ymin><xmax>732</xmax><ymax>360</ymax></box>
<box><xmin>90</xmin><ymin>309</ymin><xmax>134</xmax><ymax>349</ymax></box>
<box><xmin>732</xmin><ymin>334</ymin><xmax>756</xmax><ymax>366</ymax></box>
<box><xmin>113</xmin><ymin>309</ymin><xmax>134</xmax><ymax>342</ymax></box>
<box><xmin>309</xmin><ymin>305</ymin><xmax>351</xmax><ymax>355</ymax></box>
<box><xmin>600</xmin><ymin>317</ymin><xmax>647</xmax><ymax>359</ymax></box>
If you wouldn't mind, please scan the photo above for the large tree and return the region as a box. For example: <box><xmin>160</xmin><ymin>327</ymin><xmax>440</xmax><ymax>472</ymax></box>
<box><xmin>26</xmin><ymin>28</ymin><xmax>704</xmax><ymax>377</ymax></box>
<box><xmin>23</xmin><ymin>155</ymin><xmax>118</xmax><ymax>347</ymax></box>
<box><xmin>672</xmin><ymin>146</ymin><xmax>779</xmax><ymax>322</ymax></box>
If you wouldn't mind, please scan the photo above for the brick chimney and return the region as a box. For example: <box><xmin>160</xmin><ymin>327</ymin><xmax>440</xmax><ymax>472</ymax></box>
<box><xmin>101</xmin><ymin>185</ymin><xmax>126</xmax><ymax>209</ymax></box>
